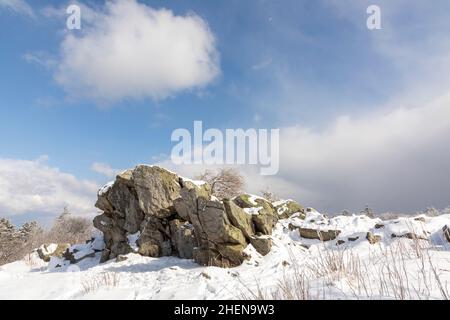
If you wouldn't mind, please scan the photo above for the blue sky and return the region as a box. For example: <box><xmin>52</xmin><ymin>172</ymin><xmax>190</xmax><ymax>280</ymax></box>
<box><xmin>1</xmin><ymin>0</ymin><xmax>450</xmax><ymax>225</ymax></box>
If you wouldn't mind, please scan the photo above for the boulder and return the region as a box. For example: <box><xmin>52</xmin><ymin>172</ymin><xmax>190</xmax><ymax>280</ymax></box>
<box><xmin>63</xmin><ymin>248</ymin><xmax>96</xmax><ymax>264</ymax></box>
<box><xmin>176</xmin><ymin>190</ymin><xmax>248</xmax><ymax>267</ymax></box>
<box><xmin>442</xmin><ymin>225</ymin><xmax>450</xmax><ymax>243</ymax></box>
<box><xmin>137</xmin><ymin>216</ymin><xmax>172</xmax><ymax>257</ymax></box>
<box><xmin>250</xmin><ymin>236</ymin><xmax>272</xmax><ymax>256</ymax></box>
<box><xmin>169</xmin><ymin>219</ymin><xmax>195</xmax><ymax>259</ymax></box>
<box><xmin>63</xmin><ymin>237</ymin><xmax>105</xmax><ymax>264</ymax></box>
<box><xmin>252</xmin><ymin>214</ymin><xmax>275</xmax><ymax>235</ymax></box>
<box><xmin>37</xmin><ymin>243</ymin><xmax>70</xmax><ymax>262</ymax></box>
<box><xmin>366</xmin><ymin>232</ymin><xmax>381</xmax><ymax>244</ymax></box>
<box><xmin>274</xmin><ymin>200</ymin><xmax>305</xmax><ymax>219</ymax></box>
<box><xmin>391</xmin><ymin>233</ymin><xmax>428</xmax><ymax>240</ymax></box>
<box><xmin>223</xmin><ymin>199</ymin><xmax>254</xmax><ymax>239</ymax></box>
<box><xmin>197</xmin><ymin>198</ymin><xmax>246</xmax><ymax>245</ymax></box>
<box><xmin>295</xmin><ymin>227</ymin><xmax>341</xmax><ymax>241</ymax></box>
<box><xmin>116</xmin><ymin>255</ymin><xmax>128</xmax><ymax>263</ymax></box>
<box><xmin>233</xmin><ymin>194</ymin><xmax>271</xmax><ymax>209</ymax></box>
<box><xmin>93</xmin><ymin>213</ymin><xmax>130</xmax><ymax>261</ymax></box>
<box><xmin>233</xmin><ymin>195</ymin><xmax>278</xmax><ymax>235</ymax></box>
<box><xmin>138</xmin><ymin>242</ymin><xmax>161</xmax><ymax>257</ymax></box>
<box><xmin>132</xmin><ymin>165</ymin><xmax>182</xmax><ymax>218</ymax></box>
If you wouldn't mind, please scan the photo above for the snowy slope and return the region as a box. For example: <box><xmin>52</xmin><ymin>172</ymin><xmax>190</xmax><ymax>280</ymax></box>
<box><xmin>1</xmin><ymin>212</ymin><xmax>449</xmax><ymax>300</ymax></box>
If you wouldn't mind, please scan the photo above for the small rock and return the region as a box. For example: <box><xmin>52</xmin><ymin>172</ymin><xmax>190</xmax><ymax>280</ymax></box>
<box><xmin>201</xmin><ymin>272</ymin><xmax>211</xmax><ymax>280</ymax></box>
<box><xmin>282</xmin><ymin>260</ymin><xmax>290</xmax><ymax>267</ymax></box>
<box><xmin>348</xmin><ymin>236</ymin><xmax>359</xmax><ymax>242</ymax></box>
<box><xmin>375</xmin><ymin>224</ymin><xmax>385</xmax><ymax>229</ymax></box>
<box><xmin>250</xmin><ymin>236</ymin><xmax>272</xmax><ymax>256</ymax></box>
<box><xmin>115</xmin><ymin>255</ymin><xmax>128</xmax><ymax>262</ymax></box>
<box><xmin>391</xmin><ymin>233</ymin><xmax>427</xmax><ymax>240</ymax></box>
<box><xmin>366</xmin><ymin>232</ymin><xmax>381</xmax><ymax>244</ymax></box>
<box><xmin>442</xmin><ymin>225</ymin><xmax>450</xmax><ymax>243</ymax></box>
<box><xmin>298</xmin><ymin>227</ymin><xmax>341</xmax><ymax>241</ymax></box>
<box><xmin>336</xmin><ymin>240</ymin><xmax>346</xmax><ymax>245</ymax></box>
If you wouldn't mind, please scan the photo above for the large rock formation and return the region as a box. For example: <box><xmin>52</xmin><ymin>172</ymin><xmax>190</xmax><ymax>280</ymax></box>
<box><xmin>93</xmin><ymin>165</ymin><xmax>302</xmax><ymax>267</ymax></box>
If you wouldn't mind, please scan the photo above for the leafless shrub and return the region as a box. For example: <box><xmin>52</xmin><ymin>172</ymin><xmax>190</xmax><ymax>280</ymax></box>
<box><xmin>377</xmin><ymin>212</ymin><xmax>401</xmax><ymax>221</ymax></box>
<box><xmin>48</xmin><ymin>208</ymin><xmax>92</xmax><ymax>244</ymax></box>
<box><xmin>196</xmin><ymin>168</ymin><xmax>244</xmax><ymax>199</ymax></box>
<box><xmin>423</xmin><ymin>207</ymin><xmax>439</xmax><ymax>217</ymax></box>
<box><xmin>260</xmin><ymin>188</ymin><xmax>280</xmax><ymax>202</ymax></box>
<box><xmin>361</xmin><ymin>205</ymin><xmax>375</xmax><ymax>218</ymax></box>
<box><xmin>245</xmin><ymin>237</ymin><xmax>449</xmax><ymax>300</ymax></box>
<box><xmin>81</xmin><ymin>272</ymin><xmax>120</xmax><ymax>294</ymax></box>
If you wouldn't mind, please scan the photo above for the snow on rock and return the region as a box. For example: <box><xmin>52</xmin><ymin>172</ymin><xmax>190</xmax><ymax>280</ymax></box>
<box><xmin>127</xmin><ymin>232</ymin><xmax>140</xmax><ymax>253</ymax></box>
<box><xmin>37</xmin><ymin>243</ymin><xmax>58</xmax><ymax>256</ymax></box>
<box><xmin>98</xmin><ymin>181</ymin><xmax>114</xmax><ymax>196</ymax></box>
<box><xmin>243</xmin><ymin>207</ymin><xmax>262</xmax><ymax>215</ymax></box>
<box><xmin>180</xmin><ymin>176</ymin><xmax>207</xmax><ymax>187</ymax></box>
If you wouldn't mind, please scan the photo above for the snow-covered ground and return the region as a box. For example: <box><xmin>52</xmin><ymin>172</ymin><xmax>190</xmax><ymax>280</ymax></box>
<box><xmin>1</xmin><ymin>211</ymin><xmax>449</xmax><ymax>300</ymax></box>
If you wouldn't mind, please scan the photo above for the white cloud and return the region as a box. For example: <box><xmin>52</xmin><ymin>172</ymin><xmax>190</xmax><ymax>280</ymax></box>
<box><xmin>275</xmin><ymin>93</ymin><xmax>450</xmax><ymax>212</ymax></box>
<box><xmin>251</xmin><ymin>57</ymin><xmax>272</xmax><ymax>71</ymax></box>
<box><xmin>157</xmin><ymin>92</ymin><xmax>450</xmax><ymax>214</ymax></box>
<box><xmin>55</xmin><ymin>0</ymin><xmax>220</xmax><ymax>103</ymax></box>
<box><xmin>22</xmin><ymin>52</ymin><xmax>56</xmax><ymax>68</ymax></box>
<box><xmin>91</xmin><ymin>162</ymin><xmax>122</xmax><ymax>178</ymax></box>
<box><xmin>0</xmin><ymin>0</ymin><xmax>34</xmax><ymax>17</ymax></box>
<box><xmin>0</xmin><ymin>156</ymin><xmax>98</xmax><ymax>218</ymax></box>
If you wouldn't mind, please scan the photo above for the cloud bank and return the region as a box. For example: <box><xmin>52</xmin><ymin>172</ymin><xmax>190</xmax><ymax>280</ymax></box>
<box><xmin>158</xmin><ymin>91</ymin><xmax>450</xmax><ymax>214</ymax></box>
<box><xmin>55</xmin><ymin>0</ymin><xmax>220</xmax><ymax>103</ymax></box>
<box><xmin>0</xmin><ymin>0</ymin><xmax>34</xmax><ymax>17</ymax></box>
<box><xmin>0</xmin><ymin>156</ymin><xmax>98</xmax><ymax>219</ymax></box>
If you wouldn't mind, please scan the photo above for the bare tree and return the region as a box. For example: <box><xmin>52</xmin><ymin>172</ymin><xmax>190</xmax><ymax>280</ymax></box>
<box><xmin>196</xmin><ymin>168</ymin><xmax>245</xmax><ymax>200</ymax></box>
<box><xmin>0</xmin><ymin>218</ymin><xmax>20</xmax><ymax>265</ymax></box>
<box><xmin>260</xmin><ymin>188</ymin><xmax>280</xmax><ymax>202</ymax></box>
<box><xmin>0</xmin><ymin>219</ymin><xmax>44</xmax><ymax>266</ymax></box>
<box><xmin>0</xmin><ymin>207</ymin><xmax>93</xmax><ymax>265</ymax></box>
<box><xmin>48</xmin><ymin>207</ymin><xmax>92</xmax><ymax>244</ymax></box>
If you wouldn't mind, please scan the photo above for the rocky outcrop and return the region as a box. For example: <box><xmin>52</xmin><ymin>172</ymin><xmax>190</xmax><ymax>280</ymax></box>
<box><xmin>93</xmin><ymin>166</ymin><xmax>299</xmax><ymax>268</ymax></box>
<box><xmin>37</xmin><ymin>243</ymin><xmax>70</xmax><ymax>262</ymax></box>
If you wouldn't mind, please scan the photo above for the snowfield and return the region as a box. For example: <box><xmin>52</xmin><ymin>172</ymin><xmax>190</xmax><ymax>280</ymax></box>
<box><xmin>1</xmin><ymin>211</ymin><xmax>449</xmax><ymax>300</ymax></box>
